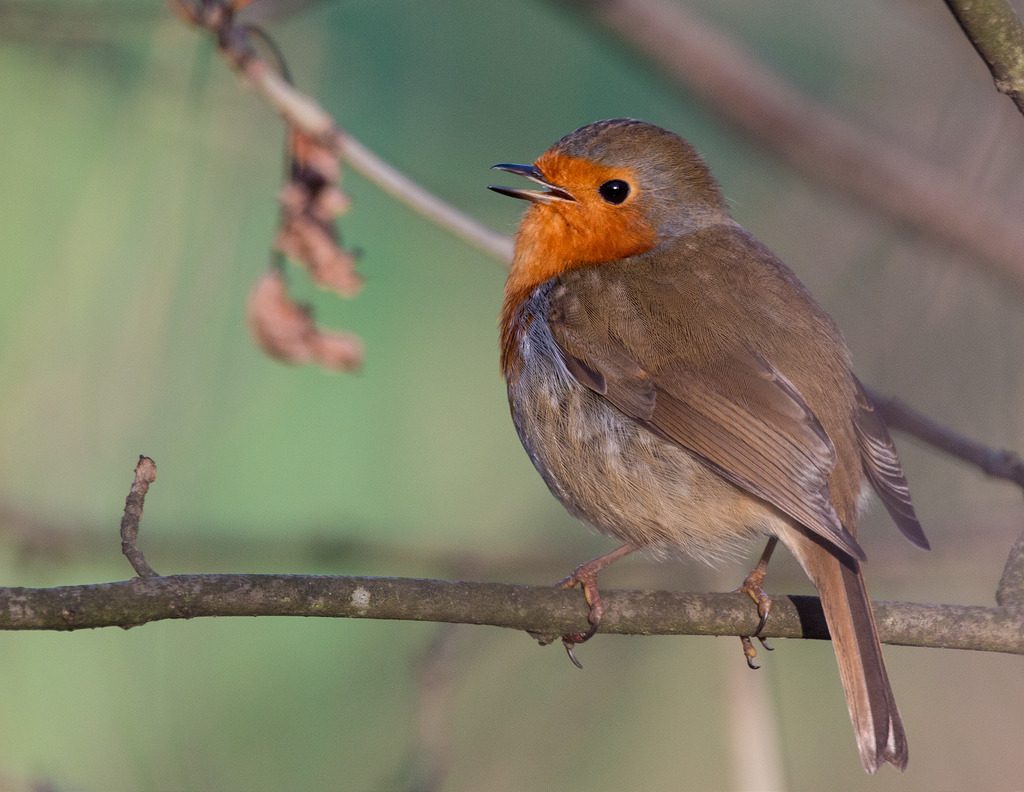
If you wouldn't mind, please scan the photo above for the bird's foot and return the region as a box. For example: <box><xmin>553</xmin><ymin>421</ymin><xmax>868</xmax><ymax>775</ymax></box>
<box><xmin>535</xmin><ymin>544</ymin><xmax>634</xmax><ymax>668</ymax></box>
<box><xmin>735</xmin><ymin>538</ymin><xmax>778</xmax><ymax>669</ymax></box>
<box><xmin>557</xmin><ymin>563</ymin><xmax>606</xmax><ymax>669</ymax></box>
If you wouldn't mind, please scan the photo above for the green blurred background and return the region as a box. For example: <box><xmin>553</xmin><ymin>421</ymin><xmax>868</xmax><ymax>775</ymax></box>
<box><xmin>1</xmin><ymin>1</ymin><xmax>1022</xmax><ymax>790</ymax></box>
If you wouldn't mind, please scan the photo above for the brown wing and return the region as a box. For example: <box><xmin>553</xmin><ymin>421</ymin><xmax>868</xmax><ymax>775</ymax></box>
<box><xmin>852</xmin><ymin>378</ymin><xmax>929</xmax><ymax>549</ymax></box>
<box><xmin>549</xmin><ymin>298</ymin><xmax>866</xmax><ymax>561</ymax></box>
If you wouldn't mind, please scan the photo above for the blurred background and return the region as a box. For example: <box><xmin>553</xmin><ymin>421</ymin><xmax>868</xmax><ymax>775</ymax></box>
<box><xmin>1</xmin><ymin>1</ymin><xmax>1023</xmax><ymax>790</ymax></box>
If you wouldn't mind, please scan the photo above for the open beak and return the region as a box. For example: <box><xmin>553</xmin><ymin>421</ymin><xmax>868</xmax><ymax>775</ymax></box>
<box><xmin>488</xmin><ymin>163</ymin><xmax>575</xmax><ymax>204</ymax></box>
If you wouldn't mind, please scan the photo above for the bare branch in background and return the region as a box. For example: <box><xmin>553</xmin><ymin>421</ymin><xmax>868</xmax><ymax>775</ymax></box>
<box><xmin>868</xmin><ymin>389</ymin><xmax>1024</xmax><ymax>491</ymax></box>
<box><xmin>0</xmin><ymin>502</ymin><xmax>601</xmax><ymax>577</ymax></box>
<box><xmin>866</xmin><ymin>388</ymin><xmax>1024</xmax><ymax>608</ymax></box>
<box><xmin>342</xmin><ymin>136</ymin><xmax>514</xmax><ymax>263</ymax></box>
<box><xmin>170</xmin><ymin>0</ymin><xmax>511</xmax><ymax>265</ymax></box>
<box><xmin>171</xmin><ymin>0</ymin><xmax>512</xmax><ymax>373</ymax></box>
<box><xmin>944</xmin><ymin>0</ymin><xmax>1024</xmax><ymax>117</ymax></box>
<box><xmin>554</xmin><ymin>0</ymin><xmax>1024</xmax><ymax>296</ymax></box>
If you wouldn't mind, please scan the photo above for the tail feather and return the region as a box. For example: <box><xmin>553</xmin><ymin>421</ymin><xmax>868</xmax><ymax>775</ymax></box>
<box><xmin>832</xmin><ymin>555</ymin><xmax>907</xmax><ymax>772</ymax></box>
<box><xmin>781</xmin><ymin>527</ymin><xmax>908</xmax><ymax>773</ymax></box>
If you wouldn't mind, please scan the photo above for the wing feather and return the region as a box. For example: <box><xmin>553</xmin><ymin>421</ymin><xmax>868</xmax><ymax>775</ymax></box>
<box><xmin>853</xmin><ymin>378</ymin><xmax>929</xmax><ymax>549</ymax></box>
<box><xmin>550</xmin><ymin>298</ymin><xmax>865</xmax><ymax>560</ymax></box>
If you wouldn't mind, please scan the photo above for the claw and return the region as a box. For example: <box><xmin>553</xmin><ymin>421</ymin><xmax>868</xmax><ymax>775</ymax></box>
<box><xmin>740</xmin><ymin>635</ymin><xmax>760</xmax><ymax>670</ymax></box>
<box><xmin>561</xmin><ymin>620</ymin><xmax>599</xmax><ymax>668</ymax></box>
<box><xmin>746</xmin><ymin>587</ymin><xmax>773</xmax><ymax>637</ymax></box>
<box><xmin>562</xmin><ymin>637</ymin><xmax>585</xmax><ymax>669</ymax></box>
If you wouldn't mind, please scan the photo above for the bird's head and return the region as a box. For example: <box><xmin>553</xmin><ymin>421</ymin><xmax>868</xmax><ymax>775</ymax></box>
<box><xmin>489</xmin><ymin>119</ymin><xmax>729</xmax><ymax>293</ymax></box>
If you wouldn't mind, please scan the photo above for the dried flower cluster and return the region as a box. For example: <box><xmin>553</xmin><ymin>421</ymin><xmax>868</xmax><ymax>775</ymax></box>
<box><xmin>246</xmin><ymin>126</ymin><xmax>365</xmax><ymax>371</ymax></box>
<box><xmin>171</xmin><ymin>0</ymin><xmax>364</xmax><ymax>372</ymax></box>
<box><xmin>274</xmin><ymin>130</ymin><xmax>361</xmax><ymax>297</ymax></box>
<box><xmin>246</xmin><ymin>268</ymin><xmax>363</xmax><ymax>372</ymax></box>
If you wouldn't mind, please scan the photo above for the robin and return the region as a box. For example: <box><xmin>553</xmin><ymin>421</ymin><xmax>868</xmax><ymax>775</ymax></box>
<box><xmin>488</xmin><ymin>118</ymin><xmax>928</xmax><ymax>773</ymax></box>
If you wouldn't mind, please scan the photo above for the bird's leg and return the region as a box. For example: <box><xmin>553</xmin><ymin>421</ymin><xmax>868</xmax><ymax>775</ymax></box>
<box><xmin>557</xmin><ymin>543</ymin><xmax>636</xmax><ymax>669</ymax></box>
<box><xmin>737</xmin><ymin>536</ymin><xmax>779</xmax><ymax>670</ymax></box>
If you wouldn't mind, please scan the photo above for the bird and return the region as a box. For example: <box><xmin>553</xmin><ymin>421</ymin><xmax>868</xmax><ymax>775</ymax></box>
<box><xmin>488</xmin><ymin>118</ymin><xmax>929</xmax><ymax>774</ymax></box>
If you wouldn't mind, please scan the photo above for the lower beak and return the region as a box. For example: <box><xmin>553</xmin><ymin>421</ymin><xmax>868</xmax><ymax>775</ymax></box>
<box><xmin>488</xmin><ymin>163</ymin><xmax>575</xmax><ymax>204</ymax></box>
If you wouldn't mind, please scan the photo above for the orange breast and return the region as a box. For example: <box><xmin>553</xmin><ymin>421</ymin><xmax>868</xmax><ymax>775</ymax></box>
<box><xmin>500</xmin><ymin>153</ymin><xmax>658</xmax><ymax>380</ymax></box>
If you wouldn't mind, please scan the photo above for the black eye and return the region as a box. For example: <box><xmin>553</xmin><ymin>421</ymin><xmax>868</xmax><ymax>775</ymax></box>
<box><xmin>598</xmin><ymin>179</ymin><xmax>630</xmax><ymax>204</ymax></box>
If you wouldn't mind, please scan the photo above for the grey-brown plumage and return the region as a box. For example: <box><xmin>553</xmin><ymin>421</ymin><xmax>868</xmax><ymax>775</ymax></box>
<box><xmin>493</xmin><ymin>119</ymin><xmax>927</xmax><ymax>773</ymax></box>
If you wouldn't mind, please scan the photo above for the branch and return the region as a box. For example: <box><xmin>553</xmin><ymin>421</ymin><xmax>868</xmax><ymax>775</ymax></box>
<box><xmin>867</xmin><ymin>389</ymin><xmax>1024</xmax><ymax>490</ymax></box>
<box><xmin>554</xmin><ymin>0</ymin><xmax>1024</xmax><ymax>296</ymax></box>
<box><xmin>0</xmin><ymin>573</ymin><xmax>1019</xmax><ymax>654</ymax></box>
<box><xmin>172</xmin><ymin>0</ymin><xmax>511</xmax><ymax>374</ymax></box>
<box><xmin>944</xmin><ymin>0</ymin><xmax>1024</xmax><ymax>117</ymax></box>
<box><xmin>341</xmin><ymin>135</ymin><xmax>513</xmax><ymax>263</ymax></box>
<box><xmin>175</xmin><ymin>2</ymin><xmax>512</xmax><ymax>264</ymax></box>
<box><xmin>866</xmin><ymin>388</ymin><xmax>1024</xmax><ymax>608</ymax></box>
<box><xmin>253</xmin><ymin>67</ymin><xmax>514</xmax><ymax>261</ymax></box>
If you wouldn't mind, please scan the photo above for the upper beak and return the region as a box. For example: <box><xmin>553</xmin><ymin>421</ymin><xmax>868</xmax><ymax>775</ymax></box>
<box><xmin>488</xmin><ymin>163</ymin><xmax>575</xmax><ymax>204</ymax></box>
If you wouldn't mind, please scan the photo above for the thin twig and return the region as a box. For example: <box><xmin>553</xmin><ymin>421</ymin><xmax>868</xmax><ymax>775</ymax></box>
<box><xmin>119</xmin><ymin>456</ymin><xmax>159</xmax><ymax>577</ymax></box>
<box><xmin>181</xmin><ymin>4</ymin><xmax>513</xmax><ymax>264</ymax></box>
<box><xmin>243</xmin><ymin>58</ymin><xmax>513</xmax><ymax>261</ymax></box>
<box><xmin>865</xmin><ymin>388</ymin><xmax>1024</xmax><ymax>607</ymax></box>
<box><xmin>866</xmin><ymin>389</ymin><xmax>1024</xmax><ymax>491</ymax></box>
<box><xmin>244</xmin><ymin>30</ymin><xmax>514</xmax><ymax>263</ymax></box>
<box><xmin>0</xmin><ymin>573</ymin><xmax>1020</xmax><ymax>654</ymax></box>
<box><xmin>944</xmin><ymin>0</ymin><xmax>1024</xmax><ymax>117</ymax></box>
<box><xmin>555</xmin><ymin>0</ymin><xmax>1024</xmax><ymax>295</ymax></box>
<box><xmin>341</xmin><ymin>136</ymin><xmax>513</xmax><ymax>263</ymax></box>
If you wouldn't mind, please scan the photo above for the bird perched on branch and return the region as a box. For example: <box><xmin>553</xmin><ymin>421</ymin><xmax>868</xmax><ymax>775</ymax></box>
<box><xmin>489</xmin><ymin>118</ymin><xmax>929</xmax><ymax>773</ymax></box>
